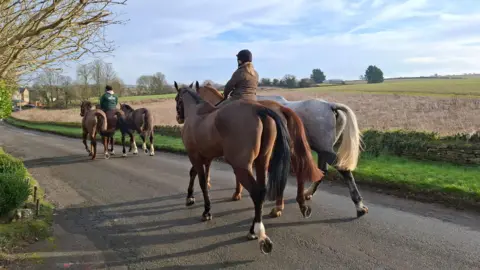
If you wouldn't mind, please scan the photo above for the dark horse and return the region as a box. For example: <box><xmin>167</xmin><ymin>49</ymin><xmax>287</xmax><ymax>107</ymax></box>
<box><xmin>174</xmin><ymin>82</ymin><xmax>321</xmax><ymax>254</ymax></box>
<box><xmin>119</xmin><ymin>103</ymin><xmax>155</xmax><ymax>157</ymax></box>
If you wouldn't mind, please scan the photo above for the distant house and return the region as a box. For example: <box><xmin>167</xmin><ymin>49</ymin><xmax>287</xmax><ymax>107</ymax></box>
<box><xmin>11</xmin><ymin>87</ymin><xmax>40</xmax><ymax>107</ymax></box>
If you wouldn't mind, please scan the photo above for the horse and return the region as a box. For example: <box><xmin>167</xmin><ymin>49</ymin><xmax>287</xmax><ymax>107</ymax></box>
<box><xmin>188</xmin><ymin>82</ymin><xmax>323</xmax><ymax>218</ymax></box>
<box><xmin>79</xmin><ymin>101</ymin><xmax>109</xmax><ymax>160</ymax></box>
<box><xmin>119</xmin><ymin>103</ymin><xmax>155</xmax><ymax>157</ymax></box>
<box><xmin>174</xmin><ymin>82</ymin><xmax>321</xmax><ymax>254</ymax></box>
<box><xmin>195</xmin><ymin>82</ymin><xmax>369</xmax><ymax>217</ymax></box>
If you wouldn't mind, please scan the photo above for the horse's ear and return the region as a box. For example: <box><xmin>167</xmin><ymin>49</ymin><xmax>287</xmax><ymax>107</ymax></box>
<box><xmin>195</xmin><ymin>81</ymin><xmax>200</xmax><ymax>92</ymax></box>
<box><xmin>174</xmin><ymin>81</ymin><xmax>179</xmax><ymax>92</ymax></box>
<box><xmin>189</xmin><ymin>82</ymin><xmax>193</xmax><ymax>89</ymax></box>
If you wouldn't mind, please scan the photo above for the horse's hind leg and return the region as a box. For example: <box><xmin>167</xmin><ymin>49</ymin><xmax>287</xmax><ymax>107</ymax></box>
<box><xmin>121</xmin><ymin>132</ymin><xmax>127</xmax><ymax>157</ymax></box>
<box><xmin>109</xmin><ymin>137</ymin><xmax>115</xmax><ymax>155</ymax></box>
<box><xmin>140</xmin><ymin>133</ymin><xmax>148</xmax><ymax>154</ymax></box>
<box><xmin>335</xmin><ymin>168</ymin><xmax>368</xmax><ymax>217</ymax></box>
<box><xmin>231</xmin><ymin>179</ymin><xmax>243</xmax><ymax>201</ymax></box>
<box><xmin>193</xmin><ymin>159</ymin><xmax>212</xmax><ymax>221</ymax></box>
<box><xmin>102</xmin><ymin>136</ymin><xmax>110</xmax><ymax>159</ymax></box>
<box><xmin>304</xmin><ymin>153</ymin><xmax>328</xmax><ymax>200</ymax></box>
<box><xmin>90</xmin><ymin>134</ymin><xmax>97</xmax><ymax>160</ymax></box>
<box><xmin>130</xmin><ymin>134</ymin><xmax>138</xmax><ymax>154</ymax></box>
<box><xmin>148</xmin><ymin>131</ymin><xmax>155</xmax><ymax>156</ymax></box>
<box><xmin>204</xmin><ymin>160</ymin><xmax>212</xmax><ymax>189</ymax></box>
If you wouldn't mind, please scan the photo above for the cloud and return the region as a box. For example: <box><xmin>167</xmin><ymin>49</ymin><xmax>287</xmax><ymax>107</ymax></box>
<box><xmin>61</xmin><ymin>0</ymin><xmax>480</xmax><ymax>85</ymax></box>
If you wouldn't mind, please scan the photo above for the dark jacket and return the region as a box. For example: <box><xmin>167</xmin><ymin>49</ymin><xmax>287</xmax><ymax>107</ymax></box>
<box><xmin>223</xmin><ymin>62</ymin><xmax>259</xmax><ymax>100</ymax></box>
<box><xmin>99</xmin><ymin>91</ymin><xmax>118</xmax><ymax>111</ymax></box>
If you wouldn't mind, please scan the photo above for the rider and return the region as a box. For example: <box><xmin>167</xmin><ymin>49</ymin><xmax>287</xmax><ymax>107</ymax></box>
<box><xmin>99</xmin><ymin>85</ymin><xmax>118</xmax><ymax>113</ymax></box>
<box><xmin>220</xmin><ymin>49</ymin><xmax>259</xmax><ymax>105</ymax></box>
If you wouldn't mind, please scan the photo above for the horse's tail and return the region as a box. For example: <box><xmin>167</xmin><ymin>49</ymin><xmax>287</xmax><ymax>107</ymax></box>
<box><xmin>256</xmin><ymin>107</ymin><xmax>291</xmax><ymax>201</ymax></box>
<box><xmin>280</xmin><ymin>106</ymin><xmax>324</xmax><ymax>182</ymax></box>
<box><xmin>332</xmin><ymin>103</ymin><xmax>362</xmax><ymax>171</ymax></box>
<box><xmin>141</xmin><ymin>108</ymin><xmax>153</xmax><ymax>134</ymax></box>
<box><xmin>94</xmin><ymin>111</ymin><xmax>108</xmax><ymax>133</ymax></box>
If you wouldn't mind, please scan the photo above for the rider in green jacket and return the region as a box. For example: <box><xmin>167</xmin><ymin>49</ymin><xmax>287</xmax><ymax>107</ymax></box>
<box><xmin>99</xmin><ymin>85</ymin><xmax>118</xmax><ymax>112</ymax></box>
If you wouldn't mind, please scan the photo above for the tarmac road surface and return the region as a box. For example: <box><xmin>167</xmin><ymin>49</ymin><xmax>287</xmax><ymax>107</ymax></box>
<box><xmin>1</xmin><ymin>122</ymin><xmax>480</xmax><ymax>270</ymax></box>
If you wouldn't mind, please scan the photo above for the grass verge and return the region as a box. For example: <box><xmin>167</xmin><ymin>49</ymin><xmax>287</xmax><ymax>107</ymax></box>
<box><xmin>0</xmin><ymin>148</ymin><xmax>54</xmax><ymax>266</ymax></box>
<box><xmin>4</xmin><ymin>117</ymin><xmax>480</xmax><ymax>211</ymax></box>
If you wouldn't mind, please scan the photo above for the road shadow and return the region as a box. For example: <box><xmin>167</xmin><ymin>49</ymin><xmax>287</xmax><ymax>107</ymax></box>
<box><xmin>15</xmin><ymin>190</ymin><xmax>359</xmax><ymax>269</ymax></box>
<box><xmin>22</xmin><ymin>154</ymin><xmax>130</xmax><ymax>168</ymax></box>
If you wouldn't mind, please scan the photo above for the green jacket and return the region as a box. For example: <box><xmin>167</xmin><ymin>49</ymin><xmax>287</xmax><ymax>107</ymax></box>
<box><xmin>99</xmin><ymin>92</ymin><xmax>118</xmax><ymax>111</ymax></box>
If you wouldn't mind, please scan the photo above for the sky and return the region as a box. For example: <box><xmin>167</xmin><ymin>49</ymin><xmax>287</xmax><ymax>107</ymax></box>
<box><xmin>62</xmin><ymin>0</ymin><xmax>480</xmax><ymax>85</ymax></box>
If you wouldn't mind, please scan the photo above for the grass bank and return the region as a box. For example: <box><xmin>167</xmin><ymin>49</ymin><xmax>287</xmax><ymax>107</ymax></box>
<box><xmin>4</xmin><ymin>117</ymin><xmax>480</xmax><ymax>211</ymax></box>
<box><xmin>0</xmin><ymin>148</ymin><xmax>54</xmax><ymax>265</ymax></box>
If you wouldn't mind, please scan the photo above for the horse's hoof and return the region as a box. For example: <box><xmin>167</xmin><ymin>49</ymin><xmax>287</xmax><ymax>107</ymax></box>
<box><xmin>259</xmin><ymin>237</ymin><xmax>273</xmax><ymax>254</ymax></box>
<box><xmin>122</xmin><ymin>153</ymin><xmax>127</xmax><ymax>157</ymax></box>
<box><xmin>269</xmin><ymin>208</ymin><xmax>282</xmax><ymax>218</ymax></box>
<box><xmin>304</xmin><ymin>194</ymin><xmax>313</xmax><ymax>201</ymax></box>
<box><xmin>201</xmin><ymin>213</ymin><xmax>212</xmax><ymax>221</ymax></box>
<box><xmin>149</xmin><ymin>152</ymin><xmax>154</xmax><ymax>156</ymax></box>
<box><xmin>110</xmin><ymin>151</ymin><xmax>115</xmax><ymax>155</ymax></box>
<box><xmin>144</xmin><ymin>149</ymin><xmax>148</xmax><ymax>154</ymax></box>
<box><xmin>231</xmin><ymin>193</ymin><xmax>242</xmax><ymax>201</ymax></box>
<box><xmin>246</xmin><ymin>233</ymin><xmax>258</xmax><ymax>240</ymax></box>
<box><xmin>105</xmin><ymin>153</ymin><xmax>110</xmax><ymax>160</ymax></box>
<box><xmin>301</xmin><ymin>205</ymin><xmax>312</xmax><ymax>218</ymax></box>
<box><xmin>186</xmin><ymin>197</ymin><xmax>195</xmax><ymax>206</ymax></box>
<box><xmin>356</xmin><ymin>205</ymin><xmax>369</xmax><ymax>218</ymax></box>
<box><xmin>88</xmin><ymin>152</ymin><xmax>92</xmax><ymax>156</ymax></box>
<box><xmin>133</xmin><ymin>151</ymin><xmax>138</xmax><ymax>155</ymax></box>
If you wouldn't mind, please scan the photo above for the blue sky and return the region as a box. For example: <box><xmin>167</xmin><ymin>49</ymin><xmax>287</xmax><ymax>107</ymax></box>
<box><xmin>62</xmin><ymin>0</ymin><xmax>480</xmax><ymax>85</ymax></box>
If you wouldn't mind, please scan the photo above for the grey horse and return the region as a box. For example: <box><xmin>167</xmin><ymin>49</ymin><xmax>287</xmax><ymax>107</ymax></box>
<box><xmin>195</xmin><ymin>82</ymin><xmax>369</xmax><ymax>217</ymax></box>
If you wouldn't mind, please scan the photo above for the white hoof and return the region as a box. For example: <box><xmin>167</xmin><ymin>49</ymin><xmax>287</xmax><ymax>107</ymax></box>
<box><xmin>149</xmin><ymin>152</ymin><xmax>154</xmax><ymax>156</ymax></box>
<box><xmin>133</xmin><ymin>149</ymin><xmax>138</xmax><ymax>155</ymax></box>
<box><xmin>122</xmin><ymin>153</ymin><xmax>127</xmax><ymax>157</ymax></box>
<box><xmin>110</xmin><ymin>150</ymin><xmax>115</xmax><ymax>155</ymax></box>
<box><xmin>105</xmin><ymin>153</ymin><xmax>110</xmax><ymax>159</ymax></box>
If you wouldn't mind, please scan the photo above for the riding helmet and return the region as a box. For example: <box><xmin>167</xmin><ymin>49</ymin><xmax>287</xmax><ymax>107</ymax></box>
<box><xmin>105</xmin><ymin>85</ymin><xmax>113</xmax><ymax>91</ymax></box>
<box><xmin>236</xmin><ymin>49</ymin><xmax>253</xmax><ymax>63</ymax></box>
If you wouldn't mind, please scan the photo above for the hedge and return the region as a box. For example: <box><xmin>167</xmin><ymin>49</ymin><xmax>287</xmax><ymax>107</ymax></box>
<box><xmin>0</xmin><ymin>148</ymin><xmax>31</xmax><ymax>218</ymax></box>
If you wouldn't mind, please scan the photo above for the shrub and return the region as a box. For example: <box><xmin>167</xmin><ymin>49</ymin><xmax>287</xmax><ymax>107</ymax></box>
<box><xmin>0</xmin><ymin>80</ymin><xmax>13</xmax><ymax>119</ymax></box>
<box><xmin>0</xmin><ymin>150</ymin><xmax>31</xmax><ymax>217</ymax></box>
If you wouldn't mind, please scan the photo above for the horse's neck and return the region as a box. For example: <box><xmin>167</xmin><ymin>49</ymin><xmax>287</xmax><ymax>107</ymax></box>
<box><xmin>205</xmin><ymin>91</ymin><xmax>222</xmax><ymax>104</ymax></box>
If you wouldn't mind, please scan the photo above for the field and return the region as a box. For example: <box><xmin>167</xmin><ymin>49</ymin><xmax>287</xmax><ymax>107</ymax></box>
<box><xmin>13</xmin><ymin>78</ymin><xmax>480</xmax><ymax>135</ymax></box>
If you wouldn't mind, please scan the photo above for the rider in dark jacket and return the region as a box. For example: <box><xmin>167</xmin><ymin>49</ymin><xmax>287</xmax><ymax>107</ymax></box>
<box><xmin>99</xmin><ymin>85</ymin><xmax>118</xmax><ymax>112</ymax></box>
<box><xmin>221</xmin><ymin>49</ymin><xmax>259</xmax><ymax>104</ymax></box>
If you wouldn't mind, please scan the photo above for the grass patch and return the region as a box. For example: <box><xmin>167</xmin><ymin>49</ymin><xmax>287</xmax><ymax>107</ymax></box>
<box><xmin>302</xmin><ymin>78</ymin><xmax>480</xmax><ymax>97</ymax></box>
<box><xmin>0</xmin><ymin>148</ymin><xmax>54</xmax><ymax>263</ymax></box>
<box><xmin>4</xmin><ymin>117</ymin><xmax>480</xmax><ymax>209</ymax></box>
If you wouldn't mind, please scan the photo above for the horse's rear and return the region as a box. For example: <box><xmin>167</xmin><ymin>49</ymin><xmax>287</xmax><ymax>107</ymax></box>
<box><xmin>132</xmin><ymin>108</ymin><xmax>155</xmax><ymax>156</ymax></box>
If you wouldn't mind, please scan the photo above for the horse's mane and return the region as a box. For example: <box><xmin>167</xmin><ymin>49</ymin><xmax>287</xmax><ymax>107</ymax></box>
<box><xmin>182</xmin><ymin>88</ymin><xmax>204</xmax><ymax>104</ymax></box>
<box><xmin>202</xmin><ymin>85</ymin><xmax>224</xmax><ymax>98</ymax></box>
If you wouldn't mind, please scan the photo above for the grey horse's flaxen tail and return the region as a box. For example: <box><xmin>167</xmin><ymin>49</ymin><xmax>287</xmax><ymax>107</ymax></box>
<box><xmin>332</xmin><ymin>103</ymin><xmax>363</xmax><ymax>171</ymax></box>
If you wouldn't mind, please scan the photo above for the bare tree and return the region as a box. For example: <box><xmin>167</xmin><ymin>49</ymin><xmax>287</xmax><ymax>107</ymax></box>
<box><xmin>111</xmin><ymin>77</ymin><xmax>125</xmax><ymax>97</ymax></box>
<box><xmin>103</xmin><ymin>62</ymin><xmax>117</xmax><ymax>85</ymax></box>
<box><xmin>76</xmin><ymin>63</ymin><xmax>92</xmax><ymax>100</ymax></box>
<box><xmin>90</xmin><ymin>59</ymin><xmax>105</xmax><ymax>97</ymax></box>
<box><xmin>59</xmin><ymin>75</ymin><xmax>75</xmax><ymax>107</ymax></box>
<box><xmin>0</xmin><ymin>0</ymin><xmax>128</xmax><ymax>81</ymax></box>
<box><xmin>34</xmin><ymin>69</ymin><xmax>62</xmax><ymax>107</ymax></box>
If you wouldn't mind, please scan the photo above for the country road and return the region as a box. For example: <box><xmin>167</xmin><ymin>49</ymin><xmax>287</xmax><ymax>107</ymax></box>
<box><xmin>1</xmin><ymin>122</ymin><xmax>480</xmax><ymax>270</ymax></box>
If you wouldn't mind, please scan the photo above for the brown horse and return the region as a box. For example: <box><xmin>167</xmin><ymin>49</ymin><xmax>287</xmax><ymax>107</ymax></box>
<box><xmin>119</xmin><ymin>103</ymin><xmax>155</xmax><ymax>157</ymax></box>
<box><xmin>174</xmin><ymin>82</ymin><xmax>322</xmax><ymax>254</ymax></box>
<box><xmin>190</xmin><ymin>81</ymin><xmax>324</xmax><ymax>218</ymax></box>
<box><xmin>80</xmin><ymin>101</ymin><xmax>109</xmax><ymax>160</ymax></box>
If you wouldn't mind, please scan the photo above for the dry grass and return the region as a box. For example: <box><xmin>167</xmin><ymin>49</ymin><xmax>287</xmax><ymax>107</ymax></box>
<box><xmin>13</xmin><ymin>90</ymin><xmax>480</xmax><ymax>136</ymax></box>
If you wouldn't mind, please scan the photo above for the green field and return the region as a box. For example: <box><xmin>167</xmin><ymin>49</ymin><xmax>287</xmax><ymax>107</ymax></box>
<box><xmin>106</xmin><ymin>78</ymin><xmax>480</xmax><ymax>102</ymax></box>
<box><xmin>5</xmin><ymin>117</ymin><xmax>480</xmax><ymax>208</ymax></box>
<box><xmin>303</xmin><ymin>78</ymin><xmax>480</xmax><ymax>97</ymax></box>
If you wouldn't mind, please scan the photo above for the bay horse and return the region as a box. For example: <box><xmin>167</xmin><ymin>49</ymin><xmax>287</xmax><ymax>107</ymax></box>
<box><xmin>119</xmin><ymin>103</ymin><xmax>155</xmax><ymax>157</ymax></box>
<box><xmin>188</xmin><ymin>82</ymin><xmax>324</xmax><ymax>219</ymax></box>
<box><xmin>79</xmin><ymin>101</ymin><xmax>109</xmax><ymax>160</ymax></box>
<box><xmin>174</xmin><ymin>82</ymin><xmax>321</xmax><ymax>254</ymax></box>
<box><xmin>195</xmin><ymin>82</ymin><xmax>369</xmax><ymax>217</ymax></box>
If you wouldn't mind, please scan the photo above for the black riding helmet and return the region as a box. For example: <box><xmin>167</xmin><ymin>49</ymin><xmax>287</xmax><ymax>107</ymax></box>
<box><xmin>105</xmin><ymin>85</ymin><xmax>113</xmax><ymax>92</ymax></box>
<box><xmin>236</xmin><ymin>49</ymin><xmax>252</xmax><ymax>63</ymax></box>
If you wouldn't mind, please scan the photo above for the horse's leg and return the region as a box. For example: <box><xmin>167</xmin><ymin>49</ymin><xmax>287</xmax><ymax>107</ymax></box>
<box><xmin>335</xmin><ymin>168</ymin><xmax>369</xmax><ymax>217</ymax></box>
<box><xmin>148</xmin><ymin>131</ymin><xmax>155</xmax><ymax>156</ymax></box>
<box><xmin>130</xmin><ymin>134</ymin><xmax>139</xmax><ymax>155</ymax></box>
<box><xmin>140</xmin><ymin>132</ymin><xmax>148</xmax><ymax>154</ymax></box>
<box><xmin>82</xmin><ymin>130</ymin><xmax>91</xmax><ymax>156</ymax></box>
<box><xmin>304</xmin><ymin>153</ymin><xmax>328</xmax><ymax>200</ymax></box>
<box><xmin>194</xmin><ymin>159</ymin><xmax>212</xmax><ymax>221</ymax></box>
<box><xmin>109</xmin><ymin>136</ymin><xmax>115</xmax><ymax>155</ymax></box>
<box><xmin>232</xmin><ymin>179</ymin><xmax>243</xmax><ymax>201</ymax></box>
<box><xmin>90</xmin><ymin>133</ymin><xmax>97</xmax><ymax>160</ymax></box>
<box><xmin>103</xmin><ymin>136</ymin><xmax>110</xmax><ymax>160</ymax></box>
<box><xmin>186</xmin><ymin>166</ymin><xmax>197</xmax><ymax>206</ymax></box>
<box><xmin>121</xmin><ymin>131</ymin><xmax>127</xmax><ymax>157</ymax></box>
<box><xmin>204</xmin><ymin>160</ymin><xmax>211</xmax><ymax>189</ymax></box>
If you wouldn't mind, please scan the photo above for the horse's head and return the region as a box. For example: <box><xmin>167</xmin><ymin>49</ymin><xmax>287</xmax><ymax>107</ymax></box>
<box><xmin>174</xmin><ymin>81</ymin><xmax>196</xmax><ymax>124</ymax></box>
<box><xmin>120</xmin><ymin>103</ymin><xmax>134</xmax><ymax>113</ymax></box>
<box><xmin>80</xmin><ymin>100</ymin><xmax>93</xmax><ymax>117</ymax></box>
<box><xmin>194</xmin><ymin>81</ymin><xmax>224</xmax><ymax>104</ymax></box>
